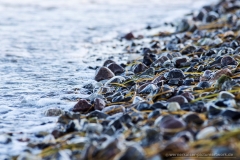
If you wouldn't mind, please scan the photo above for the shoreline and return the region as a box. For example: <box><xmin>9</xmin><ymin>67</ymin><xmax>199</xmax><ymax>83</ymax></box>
<box><xmin>3</xmin><ymin>0</ymin><xmax>240</xmax><ymax>159</ymax></box>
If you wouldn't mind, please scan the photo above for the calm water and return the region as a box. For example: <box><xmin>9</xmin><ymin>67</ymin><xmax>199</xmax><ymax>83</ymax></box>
<box><xmin>0</xmin><ymin>0</ymin><xmax>217</xmax><ymax>155</ymax></box>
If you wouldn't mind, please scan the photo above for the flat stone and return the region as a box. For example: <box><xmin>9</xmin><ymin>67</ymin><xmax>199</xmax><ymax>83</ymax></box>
<box><xmin>94</xmin><ymin>67</ymin><xmax>115</xmax><ymax>81</ymax></box>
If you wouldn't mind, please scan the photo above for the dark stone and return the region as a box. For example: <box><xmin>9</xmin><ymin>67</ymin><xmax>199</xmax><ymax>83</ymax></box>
<box><xmin>148</xmin><ymin>109</ymin><xmax>161</xmax><ymax>119</ymax></box>
<box><xmin>168</xmin><ymin>78</ymin><xmax>182</xmax><ymax>85</ymax></box>
<box><xmin>183</xmin><ymin>78</ymin><xmax>194</xmax><ymax>85</ymax></box>
<box><xmin>167</xmin><ymin>95</ymin><xmax>188</xmax><ymax>105</ymax></box>
<box><xmin>109</xmin><ymin>119</ymin><xmax>123</xmax><ymax>130</ymax></box>
<box><xmin>208</xmin><ymin>105</ymin><xmax>222</xmax><ymax>116</ymax></box>
<box><xmin>137</xmin><ymin>102</ymin><xmax>151</xmax><ymax>111</ymax></box>
<box><xmin>143</xmin><ymin>53</ymin><xmax>157</xmax><ymax>66</ymax></box>
<box><xmin>138</xmin><ymin>83</ymin><xmax>158</xmax><ymax>94</ymax></box>
<box><xmin>72</xmin><ymin>99</ymin><xmax>92</xmax><ymax>113</ymax></box>
<box><xmin>103</xmin><ymin>59</ymin><xmax>116</xmax><ymax>67</ymax></box>
<box><xmin>132</xmin><ymin>63</ymin><xmax>148</xmax><ymax>74</ymax></box>
<box><xmin>151</xmin><ymin>102</ymin><xmax>167</xmax><ymax>110</ymax></box>
<box><xmin>181</xmin><ymin>46</ymin><xmax>196</xmax><ymax>55</ymax></box>
<box><xmin>183</xmin><ymin>113</ymin><xmax>204</xmax><ymax>125</ymax></box>
<box><xmin>87</xmin><ymin>110</ymin><xmax>109</xmax><ymax>119</ymax></box>
<box><xmin>196</xmin><ymin>9</ymin><xmax>207</xmax><ymax>21</ymax></box>
<box><xmin>107</xmin><ymin>63</ymin><xmax>125</xmax><ymax>75</ymax></box>
<box><xmin>119</xmin><ymin>146</ymin><xmax>145</xmax><ymax>160</ymax></box>
<box><xmin>164</xmin><ymin>69</ymin><xmax>185</xmax><ymax>79</ymax></box>
<box><xmin>94</xmin><ymin>67</ymin><xmax>115</xmax><ymax>81</ymax></box>
<box><xmin>221</xmin><ymin>56</ymin><xmax>237</xmax><ymax>67</ymax></box>
<box><xmin>124</xmin><ymin>32</ymin><xmax>135</xmax><ymax>40</ymax></box>
<box><xmin>94</xmin><ymin>98</ymin><xmax>106</xmax><ymax>110</ymax></box>
<box><xmin>197</xmin><ymin>81</ymin><xmax>211</xmax><ymax>89</ymax></box>
<box><xmin>205</xmin><ymin>11</ymin><xmax>219</xmax><ymax>22</ymax></box>
<box><xmin>173</xmin><ymin>57</ymin><xmax>187</xmax><ymax>67</ymax></box>
<box><xmin>221</xmin><ymin>110</ymin><xmax>240</xmax><ymax>120</ymax></box>
<box><xmin>112</xmin><ymin>95</ymin><xmax>124</xmax><ymax>103</ymax></box>
<box><xmin>157</xmin><ymin>115</ymin><xmax>186</xmax><ymax>132</ymax></box>
<box><xmin>141</xmin><ymin>129</ymin><xmax>160</xmax><ymax>146</ymax></box>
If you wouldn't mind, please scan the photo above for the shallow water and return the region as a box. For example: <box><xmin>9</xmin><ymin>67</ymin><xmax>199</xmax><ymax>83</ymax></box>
<box><xmin>0</xmin><ymin>0</ymin><xmax>217</xmax><ymax>156</ymax></box>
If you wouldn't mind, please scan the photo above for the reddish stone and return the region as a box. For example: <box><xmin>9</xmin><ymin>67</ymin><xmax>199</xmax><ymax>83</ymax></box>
<box><xmin>167</xmin><ymin>95</ymin><xmax>188</xmax><ymax>105</ymax></box>
<box><xmin>73</xmin><ymin>99</ymin><xmax>92</xmax><ymax>113</ymax></box>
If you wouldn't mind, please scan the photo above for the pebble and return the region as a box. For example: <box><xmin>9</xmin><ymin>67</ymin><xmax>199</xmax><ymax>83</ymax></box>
<box><xmin>132</xmin><ymin>63</ymin><xmax>148</xmax><ymax>74</ymax></box>
<box><xmin>167</xmin><ymin>102</ymin><xmax>181</xmax><ymax>112</ymax></box>
<box><xmin>218</xmin><ymin>91</ymin><xmax>235</xmax><ymax>100</ymax></box>
<box><xmin>221</xmin><ymin>56</ymin><xmax>237</xmax><ymax>66</ymax></box>
<box><xmin>197</xmin><ymin>81</ymin><xmax>211</xmax><ymax>89</ymax></box>
<box><xmin>155</xmin><ymin>115</ymin><xmax>186</xmax><ymax>133</ymax></box>
<box><xmin>196</xmin><ymin>126</ymin><xmax>217</xmax><ymax>140</ymax></box>
<box><xmin>167</xmin><ymin>95</ymin><xmax>188</xmax><ymax>105</ymax></box>
<box><xmin>72</xmin><ymin>99</ymin><xmax>92</xmax><ymax>113</ymax></box>
<box><xmin>107</xmin><ymin>63</ymin><xmax>125</xmax><ymax>74</ymax></box>
<box><xmin>164</xmin><ymin>69</ymin><xmax>185</xmax><ymax>79</ymax></box>
<box><xmin>94</xmin><ymin>98</ymin><xmax>106</xmax><ymax>110</ymax></box>
<box><xmin>103</xmin><ymin>59</ymin><xmax>116</xmax><ymax>67</ymax></box>
<box><xmin>94</xmin><ymin>67</ymin><xmax>115</xmax><ymax>81</ymax></box>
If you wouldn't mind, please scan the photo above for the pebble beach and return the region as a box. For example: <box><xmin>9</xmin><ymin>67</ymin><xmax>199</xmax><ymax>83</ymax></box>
<box><xmin>1</xmin><ymin>0</ymin><xmax>240</xmax><ymax>159</ymax></box>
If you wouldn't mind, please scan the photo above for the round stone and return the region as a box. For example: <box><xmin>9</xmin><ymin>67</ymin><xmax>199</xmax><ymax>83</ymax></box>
<box><xmin>167</xmin><ymin>95</ymin><xmax>188</xmax><ymax>105</ymax></box>
<box><xmin>221</xmin><ymin>56</ymin><xmax>237</xmax><ymax>66</ymax></box>
<box><xmin>94</xmin><ymin>98</ymin><xmax>106</xmax><ymax>110</ymax></box>
<box><xmin>107</xmin><ymin>63</ymin><xmax>125</xmax><ymax>74</ymax></box>
<box><xmin>167</xmin><ymin>102</ymin><xmax>181</xmax><ymax>112</ymax></box>
<box><xmin>155</xmin><ymin>115</ymin><xmax>186</xmax><ymax>133</ymax></box>
<box><xmin>197</xmin><ymin>81</ymin><xmax>211</xmax><ymax>89</ymax></box>
<box><xmin>103</xmin><ymin>59</ymin><xmax>116</xmax><ymax>67</ymax></box>
<box><xmin>94</xmin><ymin>67</ymin><xmax>115</xmax><ymax>81</ymax></box>
<box><xmin>196</xmin><ymin>126</ymin><xmax>216</xmax><ymax>140</ymax></box>
<box><xmin>44</xmin><ymin>108</ymin><xmax>64</xmax><ymax>117</ymax></box>
<box><xmin>164</xmin><ymin>69</ymin><xmax>185</xmax><ymax>79</ymax></box>
<box><xmin>72</xmin><ymin>99</ymin><xmax>92</xmax><ymax>113</ymax></box>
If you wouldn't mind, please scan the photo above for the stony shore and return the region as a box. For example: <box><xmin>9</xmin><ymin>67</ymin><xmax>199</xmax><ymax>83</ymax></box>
<box><xmin>9</xmin><ymin>0</ymin><xmax>240</xmax><ymax>159</ymax></box>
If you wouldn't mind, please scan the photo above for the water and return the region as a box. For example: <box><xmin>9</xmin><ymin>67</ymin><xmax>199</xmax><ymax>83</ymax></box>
<box><xmin>0</xmin><ymin>0</ymin><xmax>217</xmax><ymax>156</ymax></box>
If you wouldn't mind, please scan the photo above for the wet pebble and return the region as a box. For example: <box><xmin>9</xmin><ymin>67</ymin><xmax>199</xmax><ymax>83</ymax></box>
<box><xmin>221</xmin><ymin>56</ymin><xmax>237</xmax><ymax>67</ymax></box>
<box><xmin>167</xmin><ymin>102</ymin><xmax>181</xmax><ymax>112</ymax></box>
<box><xmin>94</xmin><ymin>98</ymin><xmax>106</xmax><ymax>110</ymax></box>
<box><xmin>107</xmin><ymin>63</ymin><xmax>125</xmax><ymax>74</ymax></box>
<box><xmin>94</xmin><ymin>67</ymin><xmax>115</xmax><ymax>81</ymax></box>
<box><xmin>132</xmin><ymin>63</ymin><xmax>148</xmax><ymax>74</ymax></box>
<box><xmin>167</xmin><ymin>95</ymin><xmax>188</xmax><ymax>105</ymax></box>
<box><xmin>72</xmin><ymin>99</ymin><xmax>92</xmax><ymax>113</ymax></box>
<box><xmin>164</xmin><ymin>69</ymin><xmax>185</xmax><ymax>79</ymax></box>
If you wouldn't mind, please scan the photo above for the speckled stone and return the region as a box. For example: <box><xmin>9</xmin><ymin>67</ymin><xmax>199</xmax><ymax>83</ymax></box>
<box><xmin>73</xmin><ymin>99</ymin><xmax>92</xmax><ymax>113</ymax></box>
